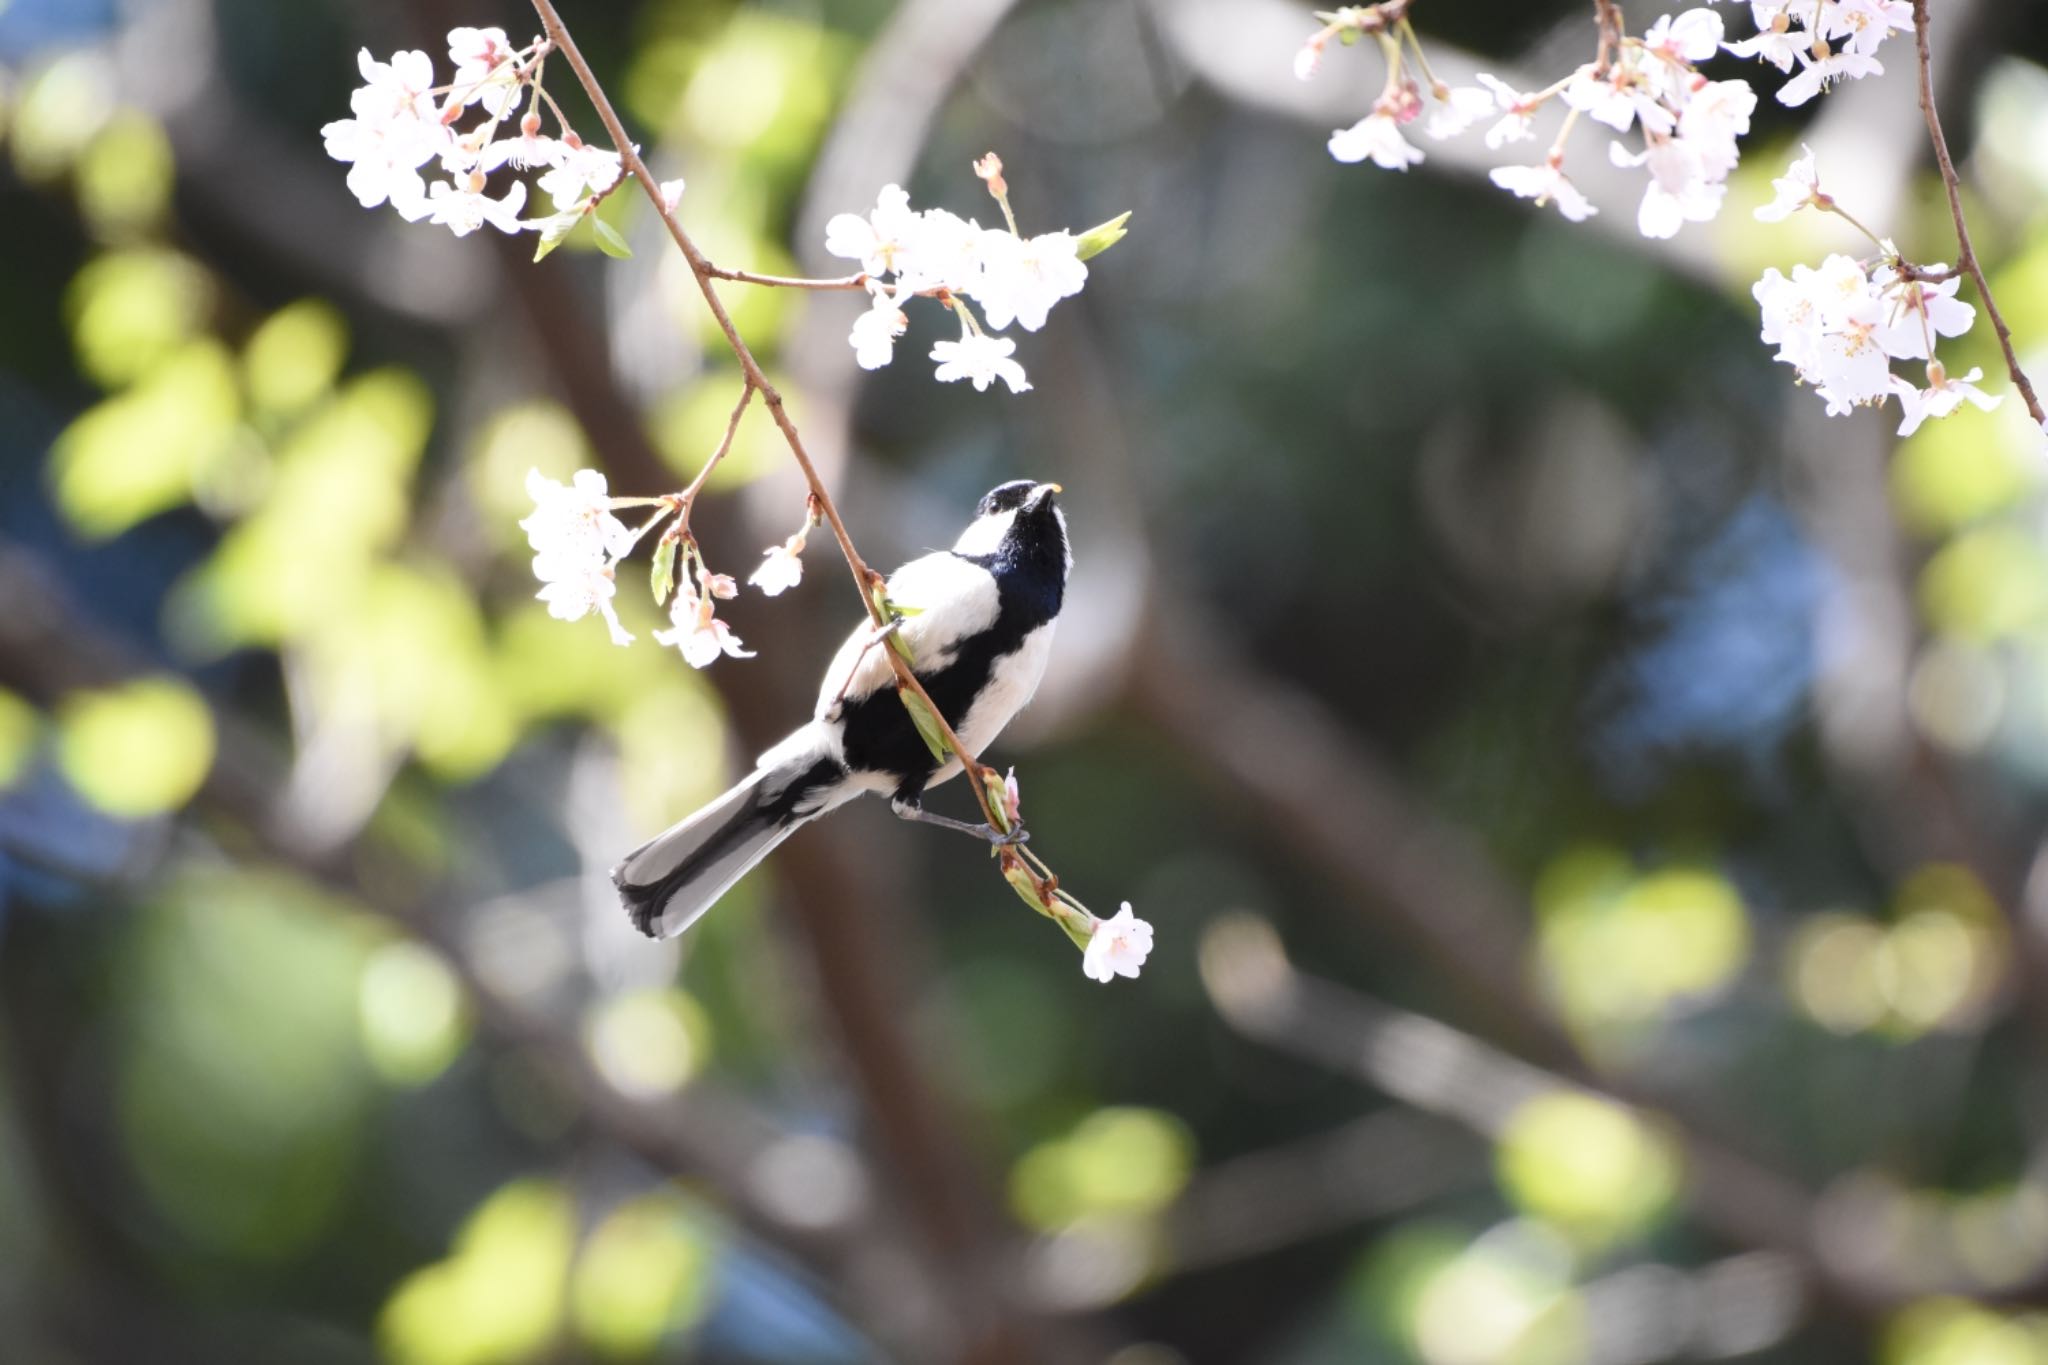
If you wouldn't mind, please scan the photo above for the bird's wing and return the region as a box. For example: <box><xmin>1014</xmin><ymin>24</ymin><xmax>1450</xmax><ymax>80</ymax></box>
<box><xmin>812</xmin><ymin>552</ymin><xmax>1000</xmax><ymax>719</ymax></box>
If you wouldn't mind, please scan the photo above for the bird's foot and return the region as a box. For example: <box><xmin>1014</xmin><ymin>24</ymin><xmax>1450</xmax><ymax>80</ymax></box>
<box><xmin>890</xmin><ymin>798</ymin><xmax>1029</xmax><ymax>845</ymax></box>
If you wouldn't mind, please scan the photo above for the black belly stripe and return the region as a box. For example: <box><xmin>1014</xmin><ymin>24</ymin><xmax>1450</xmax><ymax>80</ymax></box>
<box><xmin>838</xmin><ymin>548</ymin><xmax>1061</xmax><ymax>801</ymax></box>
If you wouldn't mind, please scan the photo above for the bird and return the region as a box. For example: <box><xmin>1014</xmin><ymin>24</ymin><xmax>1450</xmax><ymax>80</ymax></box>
<box><xmin>613</xmin><ymin>479</ymin><xmax>1070</xmax><ymax>939</ymax></box>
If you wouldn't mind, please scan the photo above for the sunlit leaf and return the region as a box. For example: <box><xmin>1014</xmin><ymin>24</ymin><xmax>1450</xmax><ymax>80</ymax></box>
<box><xmin>1920</xmin><ymin>526</ymin><xmax>2048</xmax><ymax>641</ymax></box>
<box><xmin>51</xmin><ymin>336</ymin><xmax>240</xmax><ymax>539</ymax></box>
<box><xmin>379</xmin><ymin>1180</ymin><xmax>575</xmax><ymax>1365</ymax></box>
<box><xmin>1496</xmin><ymin>1093</ymin><xmax>1678</xmax><ymax>1248</ymax></box>
<box><xmin>1075</xmin><ymin>211</ymin><xmax>1132</xmax><ymax>260</ymax></box>
<box><xmin>591</xmin><ymin>215</ymin><xmax>633</xmax><ymax>259</ymax></box>
<box><xmin>584</xmin><ymin>988</ymin><xmax>711</xmax><ymax>1099</ymax></box>
<box><xmin>1010</xmin><ymin>1107</ymin><xmax>1196</xmax><ymax>1231</ymax></box>
<box><xmin>76</xmin><ymin>108</ymin><xmax>174</xmax><ymax>239</ymax></box>
<box><xmin>243</xmin><ymin>298</ymin><xmax>349</xmax><ymax>419</ymax></box>
<box><xmin>11</xmin><ymin>50</ymin><xmax>116</xmax><ymax>182</ymax></box>
<box><xmin>897</xmin><ymin>685</ymin><xmax>948</xmax><ymax>763</ymax></box>
<box><xmin>359</xmin><ymin>939</ymin><xmax>469</xmax><ymax>1087</ymax></box>
<box><xmin>55</xmin><ymin>675</ymin><xmax>214</xmax><ymax>817</ymax></box>
<box><xmin>65</xmin><ymin>246</ymin><xmax>213</xmax><ymax>390</ymax></box>
<box><xmin>572</xmin><ymin>1193</ymin><xmax>716</xmax><ymax>1357</ymax></box>
<box><xmin>650</xmin><ymin>535</ymin><xmax>677</xmax><ymax>606</ymax></box>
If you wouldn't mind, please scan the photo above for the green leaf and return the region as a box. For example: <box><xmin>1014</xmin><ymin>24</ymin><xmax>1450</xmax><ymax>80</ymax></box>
<box><xmin>896</xmin><ymin>685</ymin><xmax>948</xmax><ymax>763</ymax></box>
<box><xmin>871</xmin><ymin>586</ymin><xmax>916</xmax><ymax>664</ymax></box>
<box><xmin>649</xmin><ymin>536</ymin><xmax>677</xmax><ymax>606</ymax></box>
<box><xmin>1074</xmin><ymin>211</ymin><xmax>1131</xmax><ymax>262</ymax></box>
<box><xmin>592</xmin><ymin>217</ymin><xmax>633</xmax><ymax>260</ymax></box>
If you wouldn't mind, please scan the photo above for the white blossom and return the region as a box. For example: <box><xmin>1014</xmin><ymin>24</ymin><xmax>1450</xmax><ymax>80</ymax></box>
<box><xmin>1754</xmin><ymin>144</ymin><xmax>1821</xmax><ymax>221</ymax></box>
<box><xmin>849</xmin><ymin>285</ymin><xmax>909</xmax><ymax>370</ymax></box>
<box><xmin>1083</xmin><ymin>904</ymin><xmax>1156</xmax><ymax>983</ymax></box>
<box><xmin>1489</xmin><ymin>161</ymin><xmax>1598</xmax><ymax>222</ymax></box>
<box><xmin>1725</xmin><ymin>24</ymin><xmax>1805</xmax><ymax>73</ymax></box>
<box><xmin>1892</xmin><ymin>364</ymin><xmax>1999</xmax><ymax>437</ymax></box>
<box><xmin>320</xmin><ymin>50</ymin><xmax>445</xmax><ymax>218</ymax></box>
<box><xmin>447</xmin><ymin>26</ymin><xmax>521</xmax><ymax>117</ymax></box>
<box><xmin>1778</xmin><ymin>48</ymin><xmax>1883</xmax><ymax>107</ymax></box>
<box><xmin>1425</xmin><ymin>85</ymin><xmax>1498</xmax><ymax>141</ymax></box>
<box><xmin>973</xmin><ymin>230</ymin><xmax>1087</xmax><ymax>332</ymax></box>
<box><xmin>427</xmin><ymin>174</ymin><xmax>528</xmax><ymax>236</ymax></box>
<box><xmin>824</xmin><ymin>183</ymin><xmax>922</xmax><ymax>277</ymax></box>
<box><xmin>523</xmin><ymin>468</ymin><xmax>635</xmax><ymax>645</ymax></box>
<box><xmin>654</xmin><ymin>587</ymin><xmax>754</xmax><ymax>669</ymax></box>
<box><xmin>1475</xmin><ymin>74</ymin><xmax>1542</xmax><ymax>149</ymax></box>
<box><xmin>1871</xmin><ymin>267</ymin><xmax>1975</xmax><ymax>361</ymax></box>
<box><xmin>1328</xmin><ymin>112</ymin><xmax>1425</xmax><ymax>170</ymax></box>
<box><xmin>1643</xmin><ymin>8</ymin><xmax>1726</xmax><ymax>64</ymax></box>
<box><xmin>537</xmin><ymin>139</ymin><xmax>622</xmax><ymax>210</ymax></box>
<box><xmin>931</xmin><ymin>333</ymin><xmax>1031</xmax><ymax>394</ymax></box>
<box><xmin>1611</xmin><ymin>137</ymin><xmax>1725</xmax><ymax>239</ymax></box>
<box><xmin>748</xmin><ymin>530</ymin><xmax>808</xmax><ymax>597</ymax></box>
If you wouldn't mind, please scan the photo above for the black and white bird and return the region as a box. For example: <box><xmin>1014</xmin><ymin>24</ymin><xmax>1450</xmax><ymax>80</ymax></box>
<box><xmin>613</xmin><ymin>479</ymin><xmax>1070</xmax><ymax>939</ymax></box>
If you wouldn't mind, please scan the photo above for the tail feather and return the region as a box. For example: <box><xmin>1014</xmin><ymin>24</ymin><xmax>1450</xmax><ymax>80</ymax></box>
<box><xmin>613</xmin><ymin>732</ymin><xmax>849</xmax><ymax>939</ymax></box>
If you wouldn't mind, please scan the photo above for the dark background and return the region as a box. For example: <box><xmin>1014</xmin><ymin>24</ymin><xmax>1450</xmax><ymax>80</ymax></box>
<box><xmin>4</xmin><ymin>0</ymin><xmax>2048</xmax><ymax>1362</ymax></box>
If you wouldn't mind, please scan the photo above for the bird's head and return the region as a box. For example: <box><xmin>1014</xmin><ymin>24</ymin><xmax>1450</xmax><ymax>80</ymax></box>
<box><xmin>953</xmin><ymin>479</ymin><xmax>1070</xmax><ymax>586</ymax></box>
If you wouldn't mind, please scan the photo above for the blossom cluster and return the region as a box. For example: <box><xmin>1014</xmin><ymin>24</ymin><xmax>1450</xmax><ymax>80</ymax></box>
<box><xmin>1298</xmin><ymin>0</ymin><xmax>1911</xmax><ymax>242</ymax></box>
<box><xmin>1718</xmin><ymin>0</ymin><xmax>1911</xmax><ymax>108</ymax></box>
<box><xmin>1751</xmin><ymin>151</ymin><xmax>1997</xmax><ymax>435</ymax></box>
<box><xmin>825</xmin><ymin>170</ymin><xmax>1104</xmax><ymax>395</ymax></box>
<box><xmin>521</xmin><ymin>467</ymin><xmax>820</xmax><ymax>670</ymax></box>
<box><xmin>322</xmin><ymin>28</ymin><xmax>678</xmax><ymax>252</ymax></box>
<box><xmin>1303</xmin><ymin>6</ymin><xmax>1759</xmax><ymax>240</ymax></box>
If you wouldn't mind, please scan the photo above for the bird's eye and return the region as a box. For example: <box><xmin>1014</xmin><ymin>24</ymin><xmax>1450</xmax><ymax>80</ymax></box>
<box><xmin>977</xmin><ymin>480</ymin><xmax>1035</xmax><ymax>515</ymax></box>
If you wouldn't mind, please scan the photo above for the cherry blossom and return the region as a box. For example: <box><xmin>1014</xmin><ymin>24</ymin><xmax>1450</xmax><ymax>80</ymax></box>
<box><xmin>654</xmin><ymin>586</ymin><xmax>754</xmax><ymax>669</ymax></box>
<box><xmin>1871</xmin><ymin>266</ymin><xmax>1975</xmax><ymax>361</ymax></box>
<box><xmin>522</xmin><ymin>469</ymin><xmax>635</xmax><ymax>646</ymax></box>
<box><xmin>427</xmin><ymin>175</ymin><xmax>528</xmax><ymax>237</ymax></box>
<box><xmin>321</xmin><ymin>51</ymin><xmax>445</xmax><ymax>217</ymax></box>
<box><xmin>1083</xmin><ymin>904</ymin><xmax>1156</xmax><ymax>983</ymax></box>
<box><xmin>1425</xmin><ymin>86</ymin><xmax>1498</xmax><ymax>141</ymax></box>
<box><xmin>1328</xmin><ymin>112</ymin><xmax>1424</xmax><ymax>171</ymax></box>
<box><xmin>931</xmin><ymin>333</ymin><xmax>1031</xmax><ymax>394</ymax></box>
<box><xmin>447</xmin><ymin>26</ymin><xmax>521</xmax><ymax>117</ymax></box>
<box><xmin>824</xmin><ymin>184</ymin><xmax>923</xmax><ymax>277</ymax></box>
<box><xmin>849</xmin><ymin>286</ymin><xmax>908</xmax><ymax>371</ymax></box>
<box><xmin>1475</xmin><ymin>74</ymin><xmax>1542</xmax><ymax>149</ymax></box>
<box><xmin>1489</xmin><ymin>161</ymin><xmax>1597</xmax><ymax>222</ymax></box>
<box><xmin>1892</xmin><ymin>364</ymin><xmax>1999</xmax><ymax>437</ymax></box>
<box><xmin>749</xmin><ymin>528</ymin><xmax>809</xmax><ymax>597</ymax></box>
<box><xmin>1754</xmin><ymin>145</ymin><xmax>1822</xmax><ymax>221</ymax></box>
<box><xmin>1779</xmin><ymin>49</ymin><xmax>1884</xmax><ymax>107</ymax></box>
<box><xmin>537</xmin><ymin>138</ymin><xmax>622</xmax><ymax>211</ymax></box>
<box><xmin>974</xmin><ymin>230</ymin><xmax>1088</xmax><ymax>333</ymax></box>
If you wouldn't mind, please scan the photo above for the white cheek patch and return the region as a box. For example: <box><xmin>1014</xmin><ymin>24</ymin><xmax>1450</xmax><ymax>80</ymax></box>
<box><xmin>952</xmin><ymin>508</ymin><xmax>1018</xmax><ymax>558</ymax></box>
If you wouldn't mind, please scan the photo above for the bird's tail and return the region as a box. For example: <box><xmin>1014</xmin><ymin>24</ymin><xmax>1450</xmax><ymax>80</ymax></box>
<box><xmin>611</xmin><ymin>727</ymin><xmax>851</xmax><ymax>939</ymax></box>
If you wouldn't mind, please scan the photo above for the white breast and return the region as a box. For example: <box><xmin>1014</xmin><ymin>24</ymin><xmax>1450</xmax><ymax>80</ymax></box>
<box><xmin>928</xmin><ymin>619</ymin><xmax>1057</xmax><ymax>788</ymax></box>
<box><xmin>815</xmin><ymin>552</ymin><xmax>1002</xmax><ymax>720</ymax></box>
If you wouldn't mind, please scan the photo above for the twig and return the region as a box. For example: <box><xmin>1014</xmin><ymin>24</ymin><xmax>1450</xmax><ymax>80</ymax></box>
<box><xmin>1910</xmin><ymin>0</ymin><xmax>2046</xmax><ymax>428</ymax></box>
<box><xmin>525</xmin><ymin>0</ymin><xmax>1009</xmax><ymax>836</ymax></box>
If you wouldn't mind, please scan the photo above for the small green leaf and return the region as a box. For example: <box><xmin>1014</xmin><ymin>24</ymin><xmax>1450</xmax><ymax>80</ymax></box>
<box><xmin>592</xmin><ymin>218</ymin><xmax>633</xmax><ymax>260</ymax></box>
<box><xmin>649</xmin><ymin>537</ymin><xmax>677</xmax><ymax>606</ymax></box>
<box><xmin>531</xmin><ymin>211</ymin><xmax>581</xmax><ymax>263</ymax></box>
<box><xmin>1338</xmin><ymin>26</ymin><xmax>1361</xmax><ymax>44</ymax></box>
<box><xmin>896</xmin><ymin>685</ymin><xmax>948</xmax><ymax>763</ymax></box>
<box><xmin>871</xmin><ymin>586</ymin><xmax>916</xmax><ymax>664</ymax></box>
<box><xmin>1074</xmin><ymin>211</ymin><xmax>1131</xmax><ymax>262</ymax></box>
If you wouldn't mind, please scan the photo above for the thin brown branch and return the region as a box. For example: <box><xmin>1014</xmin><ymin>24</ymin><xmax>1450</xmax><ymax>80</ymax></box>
<box><xmin>680</xmin><ymin>380</ymin><xmax>755</xmax><ymax>506</ymax></box>
<box><xmin>700</xmin><ymin>265</ymin><xmax>869</xmax><ymax>291</ymax></box>
<box><xmin>526</xmin><ymin>0</ymin><xmax>1008</xmax><ymax>836</ymax></box>
<box><xmin>1911</xmin><ymin>0</ymin><xmax>2046</xmax><ymax>428</ymax></box>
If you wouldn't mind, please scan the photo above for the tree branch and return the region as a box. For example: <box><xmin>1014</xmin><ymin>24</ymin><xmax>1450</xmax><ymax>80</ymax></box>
<box><xmin>1910</xmin><ymin>0</ymin><xmax>2045</xmax><ymax>428</ymax></box>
